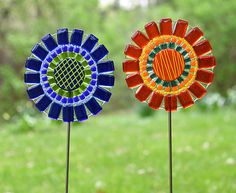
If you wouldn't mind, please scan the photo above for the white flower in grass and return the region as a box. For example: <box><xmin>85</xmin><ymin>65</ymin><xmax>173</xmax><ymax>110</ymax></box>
<box><xmin>225</xmin><ymin>157</ymin><xmax>235</xmax><ymax>165</ymax></box>
<box><xmin>95</xmin><ymin>180</ymin><xmax>105</xmax><ymax>189</ymax></box>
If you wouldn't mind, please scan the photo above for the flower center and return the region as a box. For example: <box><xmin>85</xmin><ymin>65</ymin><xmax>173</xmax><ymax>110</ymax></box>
<box><xmin>54</xmin><ymin>58</ymin><xmax>85</xmax><ymax>91</ymax></box>
<box><xmin>153</xmin><ymin>49</ymin><xmax>185</xmax><ymax>81</ymax></box>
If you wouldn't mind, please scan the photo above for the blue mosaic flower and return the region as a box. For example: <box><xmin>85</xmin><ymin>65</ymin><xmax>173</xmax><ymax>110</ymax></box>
<box><xmin>25</xmin><ymin>28</ymin><xmax>115</xmax><ymax>122</ymax></box>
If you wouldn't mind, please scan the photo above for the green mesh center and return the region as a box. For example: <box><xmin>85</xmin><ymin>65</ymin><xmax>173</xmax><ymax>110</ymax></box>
<box><xmin>54</xmin><ymin>58</ymin><xmax>85</xmax><ymax>91</ymax></box>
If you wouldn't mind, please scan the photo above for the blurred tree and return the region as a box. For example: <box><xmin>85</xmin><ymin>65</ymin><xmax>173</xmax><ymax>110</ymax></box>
<box><xmin>0</xmin><ymin>0</ymin><xmax>236</xmax><ymax>120</ymax></box>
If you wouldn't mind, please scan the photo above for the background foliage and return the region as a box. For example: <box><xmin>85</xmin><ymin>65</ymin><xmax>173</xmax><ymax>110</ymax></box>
<box><xmin>0</xmin><ymin>0</ymin><xmax>236</xmax><ymax>119</ymax></box>
<box><xmin>0</xmin><ymin>1</ymin><xmax>236</xmax><ymax>192</ymax></box>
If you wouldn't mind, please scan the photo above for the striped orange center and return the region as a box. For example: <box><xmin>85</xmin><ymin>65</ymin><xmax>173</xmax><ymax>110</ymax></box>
<box><xmin>153</xmin><ymin>49</ymin><xmax>185</xmax><ymax>81</ymax></box>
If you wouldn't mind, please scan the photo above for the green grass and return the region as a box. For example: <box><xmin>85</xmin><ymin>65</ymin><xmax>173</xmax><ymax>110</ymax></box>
<box><xmin>0</xmin><ymin>109</ymin><xmax>236</xmax><ymax>193</ymax></box>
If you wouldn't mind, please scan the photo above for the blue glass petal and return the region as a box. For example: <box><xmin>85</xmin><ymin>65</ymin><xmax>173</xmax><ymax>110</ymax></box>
<box><xmin>24</xmin><ymin>73</ymin><xmax>40</xmax><ymax>84</ymax></box>
<box><xmin>57</xmin><ymin>28</ymin><xmax>69</xmax><ymax>45</ymax></box>
<box><xmin>63</xmin><ymin>106</ymin><xmax>74</xmax><ymax>122</ymax></box>
<box><xmin>74</xmin><ymin>104</ymin><xmax>88</xmax><ymax>122</ymax></box>
<box><xmin>48</xmin><ymin>102</ymin><xmax>62</xmax><ymax>120</ymax></box>
<box><xmin>85</xmin><ymin>98</ymin><xmax>102</xmax><ymax>115</ymax></box>
<box><xmin>42</xmin><ymin>34</ymin><xmax>58</xmax><ymax>51</ymax></box>
<box><xmin>70</xmin><ymin>29</ymin><xmax>84</xmax><ymax>46</ymax></box>
<box><xmin>97</xmin><ymin>75</ymin><xmax>115</xmax><ymax>87</ymax></box>
<box><xmin>93</xmin><ymin>87</ymin><xmax>112</xmax><ymax>102</ymax></box>
<box><xmin>97</xmin><ymin>60</ymin><xmax>115</xmax><ymax>74</ymax></box>
<box><xmin>32</xmin><ymin>44</ymin><xmax>49</xmax><ymax>61</ymax></box>
<box><xmin>81</xmin><ymin>34</ymin><xmax>98</xmax><ymax>52</ymax></box>
<box><xmin>25</xmin><ymin>58</ymin><xmax>42</xmax><ymax>72</ymax></box>
<box><xmin>91</xmin><ymin>45</ymin><xmax>109</xmax><ymax>62</ymax></box>
<box><xmin>35</xmin><ymin>95</ymin><xmax>52</xmax><ymax>112</ymax></box>
<box><xmin>27</xmin><ymin>85</ymin><xmax>44</xmax><ymax>99</ymax></box>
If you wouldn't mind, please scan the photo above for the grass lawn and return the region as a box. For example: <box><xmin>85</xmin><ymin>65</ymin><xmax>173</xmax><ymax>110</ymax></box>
<box><xmin>0</xmin><ymin>109</ymin><xmax>236</xmax><ymax>193</ymax></box>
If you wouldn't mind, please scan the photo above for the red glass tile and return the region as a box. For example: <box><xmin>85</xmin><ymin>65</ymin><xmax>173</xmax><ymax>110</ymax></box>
<box><xmin>189</xmin><ymin>81</ymin><xmax>206</xmax><ymax>99</ymax></box>
<box><xmin>177</xmin><ymin>90</ymin><xmax>194</xmax><ymax>109</ymax></box>
<box><xmin>193</xmin><ymin>40</ymin><xmax>212</xmax><ymax>56</ymax></box>
<box><xmin>124</xmin><ymin>44</ymin><xmax>142</xmax><ymax>59</ymax></box>
<box><xmin>125</xmin><ymin>73</ymin><xmax>143</xmax><ymax>88</ymax></box>
<box><xmin>198</xmin><ymin>56</ymin><xmax>216</xmax><ymax>68</ymax></box>
<box><xmin>173</xmin><ymin>19</ymin><xmax>188</xmax><ymax>38</ymax></box>
<box><xmin>164</xmin><ymin>95</ymin><xmax>177</xmax><ymax>112</ymax></box>
<box><xmin>131</xmin><ymin>31</ymin><xmax>149</xmax><ymax>48</ymax></box>
<box><xmin>148</xmin><ymin>92</ymin><xmax>164</xmax><ymax>110</ymax></box>
<box><xmin>196</xmin><ymin>69</ymin><xmax>214</xmax><ymax>84</ymax></box>
<box><xmin>145</xmin><ymin>21</ymin><xmax>160</xmax><ymax>39</ymax></box>
<box><xmin>185</xmin><ymin>27</ymin><xmax>203</xmax><ymax>45</ymax></box>
<box><xmin>135</xmin><ymin>84</ymin><xmax>153</xmax><ymax>102</ymax></box>
<box><xmin>123</xmin><ymin>60</ymin><xmax>139</xmax><ymax>73</ymax></box>
<box><xmin>160</xmin><ymin>18</ymin><xmax>172</xmax><ymax>35</ymax></box>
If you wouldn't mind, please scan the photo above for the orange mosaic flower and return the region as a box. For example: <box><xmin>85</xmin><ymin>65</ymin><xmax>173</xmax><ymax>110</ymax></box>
<box><xmin>123</xmin><ymin>18</ymin><xmax>216</xmax><ymax>111</ymax></box>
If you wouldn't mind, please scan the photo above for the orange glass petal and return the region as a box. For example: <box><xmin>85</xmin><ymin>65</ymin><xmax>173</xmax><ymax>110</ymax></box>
<box><xmin>173</xmin><ymin>19</ymin><xmax>188</xmax><ymax>38</ymax></box>
<box><xmin>126</xmin><ymin>73</ymin><xmax>143</xmax><ymax>88</ymax></box>
<box><xmin>123</xmin><ymin>60</ymin><xmax>139</xmax><ymax>73</ymax></box>
<box><xmin>145</xmin><ymin>21</ymin><xmax>160</xmax><ymax>39</ymax></box>
<box><xmin>132</xmin><ymin>31</ymin><xmax>149</xmax><ymax>48</ymax></box>
<box><xmin>124</xmin><ymin>44</ymin><xmax>142</xmax><ymax>59</ymax></box>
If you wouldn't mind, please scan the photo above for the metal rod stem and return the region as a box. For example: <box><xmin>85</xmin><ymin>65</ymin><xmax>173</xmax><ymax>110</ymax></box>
<box><xmin>65</xmin><ymin>122</ymin><xmax>71</xmax><ymax>193</ymax></box>
<box><xmin>168</xmin><ymin>110</ymin><xmax>173</xmax><ymax>193</ymax></box>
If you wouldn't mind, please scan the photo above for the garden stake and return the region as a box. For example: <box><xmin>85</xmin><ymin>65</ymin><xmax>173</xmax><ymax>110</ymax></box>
<box><xmin>123</xmin><ymin>18</ymin><xmax>216</xmax><ymax>193</ymax></box>
<box><xmin>24</xmin><ymin>28</ymin><xmax>115</xmax><ymax>192</ymax></box>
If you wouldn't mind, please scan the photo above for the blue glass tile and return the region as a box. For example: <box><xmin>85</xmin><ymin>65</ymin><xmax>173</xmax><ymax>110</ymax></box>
<box><xmin>84</xmin><ymin>90</ymin><xmax>89</xmax><ymax>96</ymax></box>
<box><xmin>68</xmin><ymin>46</ymin><xmax>74</xmax><ymax>52</ymax></box>
<box><xmin>85</xmin><ymin>55</ymin><xmax>90</xmax><ymax>60</ymax></box>
<box><xmin>48</xmin><ymin>102</ymin><xmax>62</xmax><ymax>120</ymax></box>
<box><xmin>82</xmin><ymin>34</ymin><xmax>98</xmax><ymax>52</ymax></box>
<box><xmin>81</xmin><ymin>50</ymin><xmax>86</xmax><ymax>56</ymax></box>
<box><xmin>91</xmin><ymin>73</ymin><xmax>97</xmax><ymax>79</ymax></box>
<box><xmin>27</xmin><ymin>85</ymin><xmax>44</xmax><ymax>99</ymax></box>
<box><xmin>42</xmin><ymin>34</ymin><xmax>58</xmax><ymax>51</ymax></box>
<box><xmin>97</xmin><ymin>61</ymin><xmax>114</xmax><ymax>73</ymax></box>
<box><xmin>91</xmin><ymin>66</ymin><xmax>97</xmax><ymax>72</ymax></box>
<box><xmin>85</xmin><ymin>98</ymin><xmax>102</xmax><ymax>115</ymax></box>
<box><xmin>62</xmin><ymin>98</ymin><xmax>67</xmax><ymax>104</ymax></box>
<box><xmin>46</xmin><ymin>57</ymin><xmax>53</xmax><ymax>63</ymax></box>
<box><xmin>44</xmin><ymin>83</ymin><xmax>50</xmax><ymax>88</ymax></box>
<box><xmin>74</xmin><ymin>47</ymin><xmax>80</xmax><ymax>53</ymax></box>
<box><xmin>73</xmin><ymin>96</ymin><xmax>79</xmax><ymax>102</ymax></box>
<box><xmin>25</xmin><ymin>58</ymin><xmax>42</xmax><ymax>71</ymax></box>
<box><xmin>35</xmin><ymin>95</ymin><xmax>52</xmax><ymax>112</ymax></box>
<box><xmin>57</xmin><ymin>28</ymin><xmax>69</xmax><ymax>45</ymax></box>
<box><xmin>24</xmin><ymin>73</ymin><xmax>40</xmax><ymax>84</ymax></box>
<box><xmin>91</xmin><ymin>45</ymin><xmax>109</xmax><ymax>62</ymax></box>
<box><xmin>70</xmin><ymin>29</ymin><xmax>83</xmax><ymax>46</ymax></box>
<box><xmin>47</xmin><ymin>88</ymin><xmax>53</xmax><ymax>94</ymax></box>
<box><xmin>88</xmin><ymin>60</ymin><xmax>94</xmax><ymax>66</ymax></box>
<box><xmin>74</xmin><ymin>104</ymin><xmax>88</xmax><ymax>122</ymax></box>
<box><xmin>51</xmin><ymin>92</ymin><xmax>57</xmax><ymax>98</ymax></box>
<box><xmin>97</xmin><ymin>75</ymin><xmax>115</xmax><ymax>87</ymax></box>
<box><xmin>56</xmin><ymin>95</ymin><xmax>62</xmax><ymax>101</ymax></box>
<box><xmin>51</xmin><ymin>52</ymin><xmax>57</xmax><ymax>58</ymax></box>
<box><xmin>87</xmin><ymin>85</ymin><xmax>93</xmax><ymax>92</ymax></box>
<box><xmin>41</xmin><ymin>70</ymin><xmax>47</xmax><ymax>74</ymax></box>
<box><xmin>68</xmin><ymin>98</ymin><xmax>73</xmax><ymax>103</ymax></box>
<box><xmin>62</xmin><ymin>45</ymin><xmax>68</xmax><ymax>52</ymax></box>
<box><xmin>32</xmin><ymin>44</ymin><xmax>49</xmax><ymax>61</ymax></box>
<box><xmin>79</xmin><ymin>94</ymin><xmax>85</xmax><ymax>100</ymax></box>
<box><xmin>56</xmin><ymin>47</ymin><xmax>62</xmax><ymax>54</ymax></box>
<box><xmin>63</xmin><ymin>106</ymin><xmax>74</xmax><ymax>122</ymax></box>
<box><xmin>43</xmin><ymin>63</ymin><xmax>49</xmax><ymax>68</ymax></box>
<box><xmin>93</xmin><ymin>87</ymin><xmax>112</xmax><ymax>102</ymax></box>
<box><xmin>42</xmin><ymin>76</ymin><xmax>48</xmax><ymax>82</ymax></box>
<box><xmin>90</xmin><ymin>80</ymin><xmax>96</xmax><ymax>86</ymax></box>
